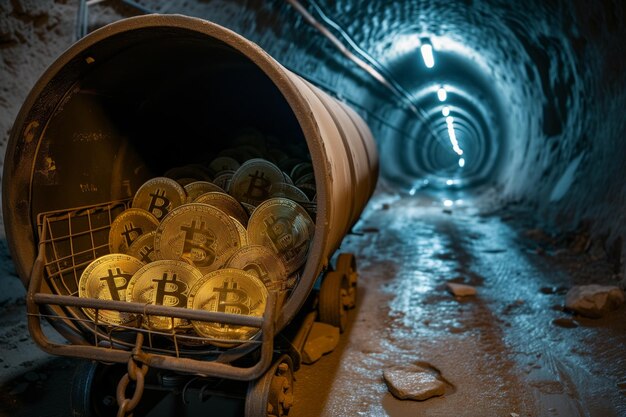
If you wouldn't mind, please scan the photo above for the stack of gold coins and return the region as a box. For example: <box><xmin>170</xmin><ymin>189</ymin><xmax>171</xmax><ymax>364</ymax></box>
<box><xmin>77</xmin><ymin>129</ymin><xmax>317</xmax><ymax>347</ymax></box>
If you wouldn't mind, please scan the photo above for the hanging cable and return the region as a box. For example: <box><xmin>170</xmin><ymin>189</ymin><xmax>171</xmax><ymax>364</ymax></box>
<box><xmin>285</xmin><ymin>0</ymin><xmax>433</xmax><ymax>127</ymax></box>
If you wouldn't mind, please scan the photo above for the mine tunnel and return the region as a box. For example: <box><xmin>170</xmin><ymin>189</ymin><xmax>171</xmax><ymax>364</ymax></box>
<box><xmin>0</xmin><ymin>1</ymin><xmax>625</xmax><ymax>416</ymax></box>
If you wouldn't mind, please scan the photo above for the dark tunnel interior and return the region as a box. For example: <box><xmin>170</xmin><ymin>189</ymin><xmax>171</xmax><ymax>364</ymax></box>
<box><xmin>1</xmin><ymin>1</ymin><xmax>626</xmax><ymax>416</ymax></box>
<box><xmin>192</xmin><ymin>0</ymin><xmax>626</xmax><ymax>256</ymax></box>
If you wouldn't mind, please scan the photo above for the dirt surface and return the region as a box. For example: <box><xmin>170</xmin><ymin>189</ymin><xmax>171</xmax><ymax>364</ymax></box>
<box><xmin>1</xmin><ymin>186</ymin><xmax>624</xmax><ymax>416</ymax></box>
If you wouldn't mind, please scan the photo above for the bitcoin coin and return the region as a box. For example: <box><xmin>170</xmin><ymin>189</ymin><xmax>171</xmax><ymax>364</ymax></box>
<box><xmin>212</xmin><ymin>171</ymin><xmax>235</xmax><ymax>192</ymax></box>
<box><xmin>290</xmin><ymin>162</ymin><xmax>313</xmax><ymax>183</ymax></box>
<box><xmin>282</xmin><ymin>172</ymin><xmax>294</xmax><ymax>185</ymax></box>
<box><xmin>209</xmin><ymin>157</ymin><xmax>240</xmax><ymax>175</ymax></box>
<box><xmin>225</xmin><ymin>245</ymin><xmax>287</xmax><ymax>290</ymax></box>
<box><xmin>194</xmin><ymin>191</ymin><xmax>249</xmax><ymax>226</ymax></box>
<box><xmin>108</xmin><ymin>208</ymin><xmax>159</xmax><ymax>254</ymax></box>
<box><xmin>154</xmin><ymin>203</ymin><xmax>243</xmax><ymax>274</ymax></box>
<box><xmin>79</xmin><ymin>254</ymin><xmax>144</xmax><ymax>325</ymax></box>
<box><xmin>229</xmin><ymin>159</ymin><xmax>284</xmax><ymax>206</ymax></box>
<box><xmin>241</xmin><ymin>202</ymin><xmax>256</xmax><ymax>218</ymax></box>
<box><xmin>188</xmin><ymin>268</ymin><xmax>268</xmax><ymax>346</ymax></box>
<box><xmin>126</xmin><ymin>260</ymin><xmax>204</xmax><ymax>331</ymax></box>
<box><xmin>231</xmin><ymin>217</ymin><xmax>249</xmax><ymax>247</ymax></box>
<box><xmin>132</xmin><ymin>177</ymin><xmax>187</xmax><ymax>221</ymax></box>
<box><xmin>184</xmin><ymin>181</ymin><xmax>225</xmax><ymax>203</ymax></box>
<box><xmin>127</xmin><ymin>231</ymin><xmax>157</xmax><ymax>264</ymax></box>
<box><xmin>247</xmin><ymin>198</ymin><xmax>315</xmax><ymax>274</ymax></box>
<box><xmin>295</xmin><ymin>172</ymin><xmax>315</xmax><ymax>187</ymax></box>
<box><xmin>297</xmin><ymin>183</ymin><xmax>317</xmax><ymax>201</ymax></box>
<box><xmin>270</xmin><ymin>183</ymin><xmax>310</xmax><ymax>202</ymax></box>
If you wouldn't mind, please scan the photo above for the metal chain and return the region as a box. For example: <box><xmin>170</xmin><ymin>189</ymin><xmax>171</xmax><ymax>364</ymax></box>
<box><xmin>116</xmin><ymin>333</ymin><xmax>149</xmax><ymax>417</ymax></box>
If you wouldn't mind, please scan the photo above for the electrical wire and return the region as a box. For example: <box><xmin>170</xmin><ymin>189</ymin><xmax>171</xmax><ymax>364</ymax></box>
<box><xmin>285</xmin><ymin>0</ymin><xmax>433</xmax><ymax>127</ymax></box>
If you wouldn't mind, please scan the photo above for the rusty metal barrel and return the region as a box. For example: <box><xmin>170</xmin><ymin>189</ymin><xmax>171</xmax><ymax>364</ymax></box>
<box><xmin>3</xmin><ymin>15</ymin><xmax>378</xmax><ymax>333</ymax></box>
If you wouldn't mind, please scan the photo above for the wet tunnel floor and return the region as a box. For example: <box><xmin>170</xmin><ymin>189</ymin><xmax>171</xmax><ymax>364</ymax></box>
<box><xmin>1</xmin><ymin>187</ymin><xmax>625</xmax><ymax>417</ymax></box>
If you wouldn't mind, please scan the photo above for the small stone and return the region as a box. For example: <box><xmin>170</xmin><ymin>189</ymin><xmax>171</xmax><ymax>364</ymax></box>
<box><xmin>552</xmin><ymin>317</ymin><xmax>578</xmax><ymax>328</ymax></box>
<box><xmin>510</xmin><ymin>413</ymin><xmax>520</xmax><ymax>417</ymax></box>
<box><xmin>381</xmin><ymin>203</ymin><xmax>390</xmax><ymax>210</ymax></box>
<box><xmin>565</xmin><ymin>285</ymin><xmax>625</xmax><ymax>318</ymax></box>
<box><xmin>446</xmin><ymin>282</ymin><xmax>477</xmax><ymax>297</ymax></box>
<box><xmin>383</xmin><ymin>365</ymin><xmax>446</xmax><ymax>401</ymax></box>
<box><xmin>302</xmin><ymin>322</ymin><xmax>340</xmax><ymax>364</ymax></box>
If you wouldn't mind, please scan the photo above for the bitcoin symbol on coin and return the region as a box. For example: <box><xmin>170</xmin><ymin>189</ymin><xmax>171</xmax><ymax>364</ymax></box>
<box><xmin>99</xmin><ymin>267</ymin><xmax>132</xmax><ymax>301</ymax></box>
<box><xmin>242</xmin><ymin>263</ymin><xmax>270</xmax><ymax>286</ymax></box>
<box><xmin>265</xmin><ymin>215</ymin><xmax>298</xmax><ymax>261</ymax></box>
<box><xmin>138</xmin><ymin>246</ymin><xmax>154</xmax><ymax>264</ymax></box>
<box><xmin>148</xmin><ymin>189</ymin><xmax>170</xmax><ymax>220</ymax></box>
<box><xmin>181</xmin><ymin>219</ymin><xmax>216</xmax><ymax>267</ymax></box>
<box><xmin>212</xmin><ymin>281</ymin><xmax>251</xmax><ymax>317</ymax></box>
<box><xmin>120</xmin><ymin>222</ymin><xmax>142</xmax><ymax>247</ymax></box>
<box><xmin>244</xmin><ymin>171</ymin><xmax>271</xmax><ymax>201</ymax></box>
<box><xmin>153</xmin><ymin>272</ymin><xmax>188</xmax><ymax>307</ymax></box>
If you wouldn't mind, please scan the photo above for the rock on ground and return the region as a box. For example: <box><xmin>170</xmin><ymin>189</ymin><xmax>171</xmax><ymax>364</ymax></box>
<box><xmin>446</xmin><ymin>282</ymin><xmax>477</xmax><ymax>297</ymax></box>
<box><xmin>565</xmin><ymin>285</ymin><xmax>625</xmax><ymax>318</ymax></box>
<box><xmin>302</xmin><ymin>322</ymin><xmax>340</xmax><ymax>364</ymax></box>
<box><xmin>383</xmin><ymin>365</ymin><xmax>446</xmax><ymax>401</ymax></box>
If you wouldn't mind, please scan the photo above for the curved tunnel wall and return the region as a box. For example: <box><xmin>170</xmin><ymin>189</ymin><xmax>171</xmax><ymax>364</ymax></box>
<box><xmin>1</xmin><ymin>0</ymin><xmax>625</xmax><ymax>281</ymax></box>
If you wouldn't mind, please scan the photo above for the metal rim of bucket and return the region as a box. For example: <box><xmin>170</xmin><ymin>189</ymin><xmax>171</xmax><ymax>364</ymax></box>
<box><xmin>3</xmin><ymin>14</ymin><xmax>378</xmax><ymax>333</ymax></box>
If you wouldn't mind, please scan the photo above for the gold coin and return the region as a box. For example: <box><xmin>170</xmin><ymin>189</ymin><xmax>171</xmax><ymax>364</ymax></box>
<box><xmin>108</xmin><ymin>208</ymin><xmax>159</xmax><ymax>254</ymax></box>
<box><xmin>212</xmin><ymin>171</ymin><xmax>235</xmax><ymax>192</ymax></box>
<box><xmin>295</xmin><ymin>172</ymin><xmax>315</xmax><ymax>187</ymax></box>
<box><xmin>209</xmin><ymin>156</ymin><xmax>240</xmax><ymax>175</ymax></box>
<box><xmin>270</xmin><ymin>183</ymin><xmax>310</xmax><ymax>202</ymax></box>
<box><xmin>229</xmin><ymin>159</ymin><xmax>284</xmax><ymax>206</ymax></box>
<box><xmin>297</xmin><ymin>182</ymin><xmax>317</xmax><ymax>201</ymax></box>
<box><xmin>184</xmin><ymin>181</ymin><xmax>225</xmax><ymax>203</ymax></box>
<box><xmin>79</xmin><ymin>254</ymin><xmax>144</xmax><ymax>325</ymax></box>
<box><xmin>154</xmin><ymin>203</ymin><xmax>243</xmax><ymax>274</ymax></box>
<box><xmin>132</xmin><ymin>177</ymin><xmax>187</xmax><ymax>221</ymax></box>
<box><xmin>188</xmin><ymin>268</ymin><xmax>268</xmax><ymax>345</ymax></box>
<box><xmin>225</xmin><ymin>245</ymin><xmax>287</xmax><ymax>290</ymax></box>
<box><xmin>247</xmin><ymin>198</ymin><xmax>315</xmax><ymax>274</ymax></box>
<box><xmin>241</xmin><ymin>202</ymin><xmax>256</xmax><ymax>218</ymax></box>
<box><xmin>127</xmin><ymin>231</ymin><xmax>157</xmax><ymax>264</ymax></box>
<box><xmin>126</xmin><ymin>260</ymin><xmax>204</xmax><ymax>331</ymax></box>
<box><xmin>232</xmin><ymin>217</ymin><xmax>249</xmax><ymax>247</ymax></box>
<box><xmin>282</xmin><ymin>172</ymin><xmax>294</xmax><ymax>185</ymax></box>
<box><xmin>290</xmin><ymin>162</ymin><xmax>313</xmax><ymax>183</ymax></box>
<box><xmin>194</xmin><ymin>191</ymin><xmax>249</xmax><ymax>226</ymax></box>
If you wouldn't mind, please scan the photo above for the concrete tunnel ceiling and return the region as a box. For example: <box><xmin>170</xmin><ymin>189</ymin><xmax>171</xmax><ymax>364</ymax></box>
<box><xmin>211</xmin><ymin>0</ymin><xmax>625</xmax><ymax>254</ymax></box>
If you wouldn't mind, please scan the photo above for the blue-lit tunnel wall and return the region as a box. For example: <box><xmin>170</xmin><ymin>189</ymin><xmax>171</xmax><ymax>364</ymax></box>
<box><xmin>1</xmin><ymin>0</ymin><xmax>625</xmax><ymax>280</ymax></box>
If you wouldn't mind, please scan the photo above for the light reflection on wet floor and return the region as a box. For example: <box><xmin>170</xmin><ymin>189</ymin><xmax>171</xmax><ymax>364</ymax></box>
<box><xmin>294</xmin><ymin>189</ymin><xmax>626</xmax><ymax>417</ymax></box>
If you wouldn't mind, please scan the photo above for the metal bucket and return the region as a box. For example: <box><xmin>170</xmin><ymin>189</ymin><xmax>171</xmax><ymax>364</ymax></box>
<box><xmin>3</xmin><ymin>15</ymin><xmax>378</xmax><ymax>337</ymax></box>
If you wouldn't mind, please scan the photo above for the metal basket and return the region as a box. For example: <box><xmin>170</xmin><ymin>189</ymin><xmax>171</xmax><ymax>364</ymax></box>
<box><xmin>27</xmin><ymin>200</ymin><xmax>278</xmax><ymax>381</ymax></box>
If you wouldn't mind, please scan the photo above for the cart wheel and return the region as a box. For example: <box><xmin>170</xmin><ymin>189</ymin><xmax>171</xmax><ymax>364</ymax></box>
<box><xmin>335</xmin><ymin>253</ymin><xmax>358</xmax><ymax>309</ymax></box>
<box><xmin>70</xmin><ymin>360</ymin><xmax>125</xmax><ymax>417</ymax></box>
<box><xmin>318</xmin><ymin>271</ymin><xmax>350</xmax><ymax>332</ymax></box>
<box><xmin>245</xmin><ymin>355</ymin><xmax>294</xmax><ymax>417</ymax></box>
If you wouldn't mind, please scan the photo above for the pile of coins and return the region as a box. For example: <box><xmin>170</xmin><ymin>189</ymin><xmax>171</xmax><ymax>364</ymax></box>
<box><xmin>78</xmin><ymin>148</ymin><xmax>316</xmax><ymax>346</ymax></box>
